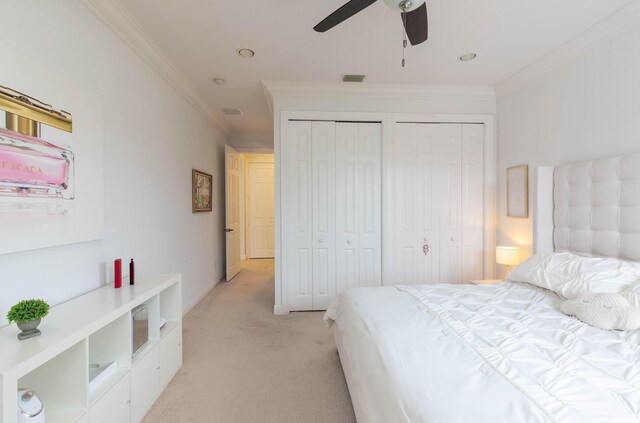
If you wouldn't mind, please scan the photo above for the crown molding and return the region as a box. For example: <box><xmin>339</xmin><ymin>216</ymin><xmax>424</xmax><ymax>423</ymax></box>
<box><xmin>262</xmin><ymin>82</ymin><xmax>496</xmax><ymax>103</ymax></box>
<box><xmin>496</xmin><ymin>1</ymin><xmax>640</xmax><ymax>98</ymax></box>
<box><xmin>78</xmin><ymin>0</ymin><xmax>230</xmax><ymax>137</ymax></box>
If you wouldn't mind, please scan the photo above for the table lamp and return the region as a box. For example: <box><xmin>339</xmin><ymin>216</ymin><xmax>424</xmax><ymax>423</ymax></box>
<box><xmin>496</xmin><ymin>246</ymin><xmax>520</xmax><ymax>279</ymax></box>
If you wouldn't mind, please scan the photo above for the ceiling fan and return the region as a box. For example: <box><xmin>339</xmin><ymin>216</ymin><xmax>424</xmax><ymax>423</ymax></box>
<box><xmin>314</xmin><ymin>0</ymin><xmax>429</xmax><ymax>50</ymax></box>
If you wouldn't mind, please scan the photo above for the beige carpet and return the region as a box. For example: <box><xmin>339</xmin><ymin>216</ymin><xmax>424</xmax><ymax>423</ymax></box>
<box><xmin>143</xmin><ymin>259</ymin><xmax>356</xmax><ymax>423</ymax></box>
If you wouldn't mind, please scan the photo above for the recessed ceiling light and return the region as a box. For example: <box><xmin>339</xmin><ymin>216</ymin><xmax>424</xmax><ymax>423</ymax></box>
<box><xmin>211</xmin><ymin>77</ymin><xmax>226</xmax><ymax>85</ymax></box>
<box><xmin>237</xmin><ymin>48</ymin><xmax>255</xmax><ymax>58</ymax></box>
<box><xmin>459</xmin><ymin>53</ymin><xmax>477</xmax><ymax>62</ymax></box>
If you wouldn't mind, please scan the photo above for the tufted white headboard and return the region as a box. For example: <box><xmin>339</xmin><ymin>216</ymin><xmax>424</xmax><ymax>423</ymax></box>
<box><xmin>552</xmin><ymin>154</ymin><xmax>640</xmax><ymax>261</ymax></box>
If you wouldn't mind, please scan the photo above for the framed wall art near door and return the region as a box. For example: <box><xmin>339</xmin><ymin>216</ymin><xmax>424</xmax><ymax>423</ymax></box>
<box><xmin>192</xmin><ymin>169</ymin><xmax>212</xmax><ymax>212</ymax></box>
<box><xmin>507</xmin><ymin>164</ymin><xmax>528</xmax><ymax>218</ymax></box>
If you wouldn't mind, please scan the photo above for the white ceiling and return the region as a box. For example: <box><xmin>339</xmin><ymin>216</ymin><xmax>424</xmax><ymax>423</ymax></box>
<box><xmin>117</xmin><ymin>0</ymin><xmax>632</xmax><ymax>136</ymax></box>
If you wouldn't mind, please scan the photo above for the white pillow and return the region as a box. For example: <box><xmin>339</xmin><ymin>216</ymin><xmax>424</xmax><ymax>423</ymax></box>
<box><xmin>561</xmin><ymin>293</ymin><xmax>640</xmax><ymax>331</ymax></box>
<box><xmin>508</xmin><ymin>252</ymin><xmax>640</xmax><ymax>299</ymax></box>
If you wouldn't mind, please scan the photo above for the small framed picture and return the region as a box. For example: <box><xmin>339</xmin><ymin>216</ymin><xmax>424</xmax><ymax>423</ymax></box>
<box><xmin>192</xmin><ymin>169</ymin><xmax>212</xmax><ymax>213</ymax></box>
<box><xmin>507</xmin><ymin>165</ymin><xmax>528</xmax><ymax>218</ymax></box>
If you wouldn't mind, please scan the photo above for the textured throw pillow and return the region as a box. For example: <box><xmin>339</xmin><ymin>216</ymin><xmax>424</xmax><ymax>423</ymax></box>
<box><xmin>508</xmin><ymin>252</ymin><xmax>640</xmax><ymax>299</ymax></box>
<box><xmin>561</xmin><ymin>293</ymin><xmax>640</xmax><ymax>330</ymax></box>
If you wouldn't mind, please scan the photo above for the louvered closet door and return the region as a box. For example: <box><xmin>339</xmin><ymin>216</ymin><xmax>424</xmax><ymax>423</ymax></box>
<box><xmin>311</xmin><ymin>122</ymin><xmax>337</xmax><ymax>310</ymax></box>
<box><xmin>285</xmin><ymin>121</ymin><xmax>313</xmax><ymax>310</ymax></box>
<box><xmin>335</xmin><ymin>123</ymin><xmax>382</xmax><ymax>294</ymax></box>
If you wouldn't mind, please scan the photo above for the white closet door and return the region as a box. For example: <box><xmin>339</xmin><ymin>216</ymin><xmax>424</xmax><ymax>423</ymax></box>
<box><xmin>437</xmin><ymin>124</ymin><xmax>463</xmax><ymax>283</ymax></box>
<box><xmin>392</xmin><ymin>123</ymin><xmax>441</xmax><ymax>284</ymax></box>
<box><xmin>311</xmin><ymin>122</ymin><xmax>336</xmax><ymax>309</ymax></box>
<box><xmin>392</xmin><ymin>123</ymin><xmax>419</xmax><ymax>284</ymax></box>
<box><xmin>285</xmin><ymin>121</ymin><xmax>313</xmax><ymax>311</ymax></box>
<box><xmin>357</xmin><ymin>123</ymin><xmax>381</xmax><ymax>287</ymax></box>
<box><xmin>335</xmin><ymin>123</ymin><xmax>381</xmax><ymax>292</ymax></box>
<box><xmin>461</xmin><ymin>124</ymin><xmax>484</xmax><ymax>281</ymax></box>
<box><xmin>416</xmin><ymin>124</ymin><xmax>440</xmax><ymax>284</ymax></box>
<box><xmin>335</xmin><ymin>123</ymin><xmax>359</xmax><ymax>293</ymax></box>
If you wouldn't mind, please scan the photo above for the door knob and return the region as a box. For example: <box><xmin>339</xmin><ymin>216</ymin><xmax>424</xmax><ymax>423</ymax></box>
<box><xmin>318</xmin><ymin>239</ymin><xmax>323</xmax><ymax>243</ymax></box>
<box><xmin>423</xmin><ymin>239</ymin><xmax>430</xmax><ymax>256</ymax></box>
<box><xmin>347</xmin><ymin>240</ymin><xmax>352</xmax><ymax>245</ymax></box>
<box><xmin>224</xmin><ymin>228</ymin><xmax>234</xmax><ymax>232</ymax></box>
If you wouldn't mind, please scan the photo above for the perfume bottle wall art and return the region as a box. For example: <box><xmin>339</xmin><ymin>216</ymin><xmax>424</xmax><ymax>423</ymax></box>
<box><xmin>0</xmin><ymin>85</ymin><xmax>74</xmax><ymax>200</ymax></box>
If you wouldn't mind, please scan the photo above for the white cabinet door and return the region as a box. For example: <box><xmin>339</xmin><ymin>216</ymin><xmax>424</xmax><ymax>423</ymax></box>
<box><xmin>311</xmin><ymin>121</ymin><xmax>336</xmax><ymax>309</ymax></box>
<box><xmin>131</xmin><ymin>346</ymin><xmax>159</xmax><ymax>422</ymax></box>
<box><xmin>89</xmin><ymin>373</ymin><xmax>130</xmax><ymax>423</ymax></box>
<box><xmin>284</xmin><ymin>121</ymin><xmax>313</xmax><ymax>311</ymax></box>
<box><xmin>461</xmin><ymin>124</ymin><xmax>484</xmax><ymax>282</ymax></box>
<box><xmin>159</xmin><ymin>324</ymin><xmax>183</xmax><ymax>390</ymax></box>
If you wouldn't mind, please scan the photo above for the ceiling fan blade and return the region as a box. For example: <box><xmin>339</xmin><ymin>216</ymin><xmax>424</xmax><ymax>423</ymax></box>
<box><xmin>314</xmin><ymin>0</ymin><xmax>378</xmax><ymax>32</ymax></box>
<box><xmin>402</xmin><ymin>2</ymin><xmax>428</xmax><ymax>45</ymax></box>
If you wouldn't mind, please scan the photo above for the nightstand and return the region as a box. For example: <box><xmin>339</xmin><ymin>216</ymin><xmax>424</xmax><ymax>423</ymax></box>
<box><xmin>469</xmin><ymin>279</ymin><xmax>503</xmax><ymax>285</ymax></box>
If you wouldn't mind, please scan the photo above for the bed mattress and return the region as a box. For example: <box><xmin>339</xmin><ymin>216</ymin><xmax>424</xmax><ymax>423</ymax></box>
<box><xmin>325</xmin><ymin>282</ymin><xmax>640</xmax><ymax>423</ymax></box>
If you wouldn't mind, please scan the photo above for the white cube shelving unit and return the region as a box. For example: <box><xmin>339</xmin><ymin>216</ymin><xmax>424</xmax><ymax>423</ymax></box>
<box><xmin>0</xmin><ymin>274</ymin><xmax>182</xmax><ymax>423</ymax></box>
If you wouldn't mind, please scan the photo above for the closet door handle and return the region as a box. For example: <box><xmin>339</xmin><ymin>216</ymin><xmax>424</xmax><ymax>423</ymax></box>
<box><xmin>423</xmin><ymin>240</ymin><xmax>430</xmax><ymax>256</ymax></box>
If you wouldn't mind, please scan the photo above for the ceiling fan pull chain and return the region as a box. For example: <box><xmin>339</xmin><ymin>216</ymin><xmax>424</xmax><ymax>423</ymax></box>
<box><xmin>402</xmin><ymin>10</ymin><xmax>407</xmax><ymax>67</ymax></box>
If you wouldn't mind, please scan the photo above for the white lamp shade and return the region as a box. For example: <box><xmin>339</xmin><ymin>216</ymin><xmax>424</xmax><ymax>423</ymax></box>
<box><xmin>496</xmin><ymin>246</ymin><xmax>520</xmax><ymax>266</ymax></box>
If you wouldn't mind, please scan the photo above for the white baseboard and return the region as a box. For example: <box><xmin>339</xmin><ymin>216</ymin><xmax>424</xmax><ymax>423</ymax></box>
<box><xmin>183</xmin><ymin>278</ymin><xmax>221</xmax><ymax>316</ymax></box>
<box><xmin>273</xmin><ymin>304</ymin><xmax>289</xmax><ymax>315</ymax></box>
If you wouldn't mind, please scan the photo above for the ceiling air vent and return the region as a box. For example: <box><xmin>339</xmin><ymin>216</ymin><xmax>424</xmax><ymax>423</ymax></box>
<box><xmin>222</xmin><ymin>108</ymin><xmax>244</xmax><ymax>116</ymax></box>
<box><xmin>342</xmin><ymin>74</ymin><xmax>366</xmax><ymax>83</ymax></box>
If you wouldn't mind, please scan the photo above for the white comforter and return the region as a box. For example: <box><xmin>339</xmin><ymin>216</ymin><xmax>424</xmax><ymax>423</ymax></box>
<box><xmin>324</xmin><ymin>282</ymin><xmax>640</xmax><ymax>423</ymax></box>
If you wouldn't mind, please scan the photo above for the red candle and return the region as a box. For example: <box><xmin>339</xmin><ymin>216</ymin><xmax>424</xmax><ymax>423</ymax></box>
<box><xmin>114</xmin><ymin>259</ymin><xmax>122</xmax><ymax>288</ymax></box>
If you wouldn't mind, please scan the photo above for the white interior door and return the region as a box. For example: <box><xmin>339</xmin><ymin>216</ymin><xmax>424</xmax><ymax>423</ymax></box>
<box><xmin>248</xmin><ymin>162</ymin><xmax>275</xmax><ymax>258</ymax></box>
<box><xmin>225</xmin><ymin>145</ymin><xmax>242</xmax><ymax>281</ymax></box>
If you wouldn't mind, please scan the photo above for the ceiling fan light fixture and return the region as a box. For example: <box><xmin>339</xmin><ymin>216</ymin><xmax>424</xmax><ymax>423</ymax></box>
<box><xmin>237</xmin><ymin>48</ymin><xmax>255</xmax><ymax>58</ymax></box>
<box><xmin>383</xmin><ymin>0</ymin><xmax>425</xmax><ymax>12</ymax></box>
<box><xmin>459</xmin><ymin>53</ymin><xmax>477</xmax><ymax>62</ymax></box>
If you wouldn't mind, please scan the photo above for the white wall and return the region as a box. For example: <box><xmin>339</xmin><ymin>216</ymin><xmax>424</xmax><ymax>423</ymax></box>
<box><xmin>497</xmin><ymin>23</ymin><xmax>640</xmax><ymax>259</ymax></box>
<box><xmin>0</xmin><ymin>0</ymin><xmax>227</xmax><ymax>325</ymax></box>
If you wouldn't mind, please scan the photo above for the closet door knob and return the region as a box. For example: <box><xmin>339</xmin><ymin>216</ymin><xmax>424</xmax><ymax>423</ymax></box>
<box><xmin>347</xmin><ymin>240</ymin><xmax>352</xmax><ymax>245</ymax></box>
<box><xmin>318</xmin><ymin>239</ymin><xmax>323</xmax><ymax>243</ymax></box>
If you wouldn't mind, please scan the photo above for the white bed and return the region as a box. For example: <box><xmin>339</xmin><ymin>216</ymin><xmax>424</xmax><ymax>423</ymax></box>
<box><xmin>326</xmin><ymin>153</ymin><xmax>640</xmax><ymax>423</ymax></box>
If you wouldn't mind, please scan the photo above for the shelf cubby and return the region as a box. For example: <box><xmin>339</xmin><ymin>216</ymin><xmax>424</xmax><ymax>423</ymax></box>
<box><xmin>159</xmin><ymin>282</ymin><xmax>182</xmax><ymax>339</ymax></box>
<box><xmin>18</xmin><ymin>339</ymin><xmax>87</xmax><ymax>423</ymax></box>
<box><xmin>88</xmin><ymin>312</ymin><xmax>132</xmax><ymax>404</ymax></box>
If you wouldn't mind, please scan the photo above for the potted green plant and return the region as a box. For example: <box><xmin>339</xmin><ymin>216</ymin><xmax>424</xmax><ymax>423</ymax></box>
<box><xmin>6</xmin><ymin>299</ymin><xmax>50</xmax><ymax>340</ymax></box>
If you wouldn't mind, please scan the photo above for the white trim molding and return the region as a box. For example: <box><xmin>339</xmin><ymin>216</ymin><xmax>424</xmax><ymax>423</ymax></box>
<box><xmin>79</xmin><ymin>0</ymin><xmax>230</xmax><ymax>137</ymax></box>
<box><xmin>263</xmin><ymin>82</ymin><xmax>496</xmax><ymax>103</ymax></box>
<box><xmin>496</xmin><ymin>1</ymin><xmax>640</xmax><ymax>98</ymax></box>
